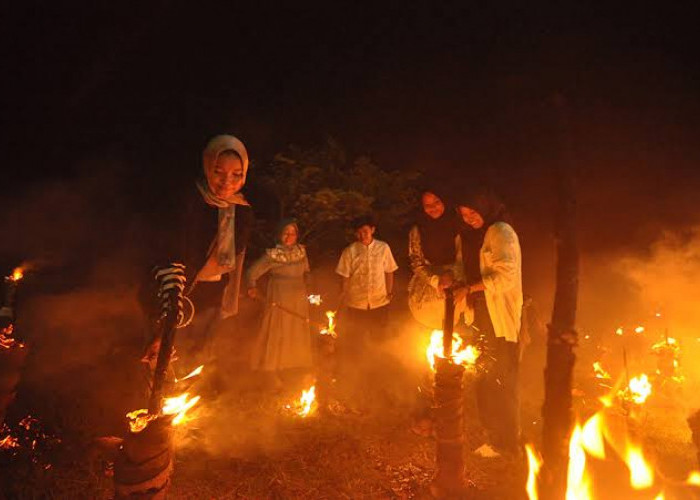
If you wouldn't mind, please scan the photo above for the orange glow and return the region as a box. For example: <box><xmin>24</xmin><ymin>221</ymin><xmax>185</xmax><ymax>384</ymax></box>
<box><xmin>566</xmin><ymin>424</ymin><xmax>592</xmax><ymax>500</ymax></box>
<box><xmin>592</xmin><ymin>362</ymin><xmax>611</xmax><ymax>380</ymax></box>
<box><xmin>126</xmin><ymin>392</ymin><xmax>201</xmax><ymax>433</ymax></box>
<box><xmin>625</xmin><ymin>444</ymin><xmax>654</xmax><ymax>489</ymax></box>
<box><xmin>320</xmin><ymin>311</ymin><xmax>337</xmax><ymax>338</ymax></box>
<box><xmin>0</xmin><ymin>434</ymin><xmax>20</xmax><ymax>449</ymax></box>
<box><xmin>686</xmin><ymin>471</ymin><xmax>700</xmax><ymax>486</ymax></box>
<box><xmin>622</xmin><ymin>374</ymin><xmax>652</xmax><ymax>405</ymax></box>
<box><xmin>581</xmin><ymin>413</ymin><xmax>606</xmax><ymax>459</ymax></box>
<box><xmin>175</xmin><ymin>364</ymin><xmax>204</xmax><ymax>382</ymax></box>
<box><xmin>525</xmin><ymin>444</ymin><xmax>542</xmax><ymax>500</ymax></box>
<box><xmin>426</xmin><ymin>329</ymin><xmax>480</xmax><ymax>372</ymax></box>
<box><xmin>9</xmin><ymin>267</ymin><xmax>24</xmax><ymax>282</ymax></box>
<box><xmin>615</xmin><ymin>327</ymin><xmax>624</xmax><ymax>336</ymax></box>
<box><xmin>634</xmin><ymin>326</ymin><xmax>645</xmax><ymax>334</ymax></box>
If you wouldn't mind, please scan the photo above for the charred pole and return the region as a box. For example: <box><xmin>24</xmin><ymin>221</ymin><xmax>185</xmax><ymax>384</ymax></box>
<box><xmin>148</xmin><ymin>264</ymin><xmax>186</xmax><ymax>415</ymax></box>
<box><xmin>540</xmin><ymin>95</ymin><xmax>580</xmax><ymax>499</ymax></box>
<box><xmin>430</xmin><ymin>286</ymin><xmax>466</xmax><ymax>497</ymax></box>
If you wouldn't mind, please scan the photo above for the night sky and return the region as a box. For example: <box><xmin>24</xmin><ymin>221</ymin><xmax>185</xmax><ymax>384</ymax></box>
<box><xmin>2</xmin><ymin>2</ymin><xmax>699</xmax><ymax>258</ymax></box>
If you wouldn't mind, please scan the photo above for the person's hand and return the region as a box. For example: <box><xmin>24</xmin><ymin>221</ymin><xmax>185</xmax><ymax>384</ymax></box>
<box><xmin>438</xmin><ymin>272</ymin><xmax>454</xmax><ymax>291</ymax></box>
<box><xmin>247</xmin><ymin>287</ymin><xmax>258</xmax><ymax>299</ymax></box>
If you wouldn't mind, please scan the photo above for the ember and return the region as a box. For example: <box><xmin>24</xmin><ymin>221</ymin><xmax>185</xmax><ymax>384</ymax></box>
<box><xmin>307</xmin><ymin>294</ymin><xmax>322</xmax><ymax>305</ymax></box>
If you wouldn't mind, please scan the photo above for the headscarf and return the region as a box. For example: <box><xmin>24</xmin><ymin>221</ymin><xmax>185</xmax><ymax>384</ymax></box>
<box><xmin>197</xmin><ymin>135</ymin><xmax>250</xmax><ymax>268</ymax></box>
<box><xmin>456</xmin><ymin>186</ymin><xmax>511</xmax><ymax>284</ymax></box>
<box><xmin>415</xmin><ymin>185</ymin><xmax>460</xmax><ymax>266</ymax></box>
<box><xmin>266</xmin><ymin>219</ymin><xmax>307</xmax><ymax>264</ymax></box>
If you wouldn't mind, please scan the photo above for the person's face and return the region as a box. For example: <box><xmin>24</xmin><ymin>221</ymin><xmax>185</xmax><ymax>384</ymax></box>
<box><xmin>280</xmin><ymin>224</ymin><xmax>298</xmax><ymax>246</ymax></box>
<box><xmin>458</xmin><ymin>206</ymin><xmax>484</xmax><ymax>229</ymax></box>
<box><xmin>422</xmin><ymin>192</ymin><xmax>445</xmax><ymax>219</ymax></box>
<box><xmin>209</xmin><ymin>154</ymin><xmax>244</xmax><ymax>199</ymax></box>
<box><xmin>355</xmin><ymin>225</ymin><xmax>375</xmax><ymax>246</ymax></box>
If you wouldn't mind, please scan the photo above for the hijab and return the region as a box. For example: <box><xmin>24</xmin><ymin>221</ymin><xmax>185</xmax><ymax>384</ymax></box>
<box><xmin>266</xmin><ymin>218</ymin><xmax>307</xmax><ymax>264</ymax></box>
<box><xmin>197</xmin><ymin>135</ymin><xmax>250</xmax><ymax>268</ymax></box>
<box><xmin>415</xmin><ymin>186</ymin><xmax>460</xmax><ymax>266</ymax></box>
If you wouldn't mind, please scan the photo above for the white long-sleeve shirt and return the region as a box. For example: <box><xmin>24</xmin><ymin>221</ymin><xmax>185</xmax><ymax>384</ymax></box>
<box><xmin>465</xmin><ymin>222</ymin><xmax>523</xmax><ymax>342</ymax></box>
<box><xmin>336</xmin><ymin>239</ymin><xmax>398</xmax><ymax>310</ymax></box>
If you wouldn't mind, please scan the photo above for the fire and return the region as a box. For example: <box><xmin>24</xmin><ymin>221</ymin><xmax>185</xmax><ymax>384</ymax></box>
<box><xmin>592</xmin><ymin>362</ymin><xmax>611</xmax><ymax>380</ymax></box>
<box><xmin>175</xmin><ymin>364</ymin><xmax>204</xmax><ymax>382</ymax></box>
<box><xmin>320</xmin><ymin>311</ymin><xmax>337</xmax><ymax>338</ymax></box>
<box><xmin>9</xmin><ymin>267</ymin><xmax>24</xmax><ymax>282</ymax></box>
<box><xmin>625</xmin><ymin>443</ymin><xmax>654</xmax><ymax>489</ymax></box>
<box><xmin>307</xmin><ymin>294</ymin><xmax>322</xmax><ymax>305</ymax></box>
<box><xmin>285</xmin><ymin>385</ymin><xmax>317</xmax><ymax>417</ymax></box>
<box><xmin>616</xmin><ymin>327</ymin><xmax>624</xmax><ymax>336</ymax></box>
<box><xmin>620</xmin><ymin>374</ymin><xmax>652</xmax><ymax>405</ymax></box>
<box><xmin>0</xmin><ymin>434</ymin><xmax>20</xmax><ymax>449</ymax></box>
<box><xmin>580</xmin><ymin>413</ymin><xmax>606</xmax><ymax>459</ymax></box>
<box><xmin>686</xmin><ymin>471</ymin><xmax>700</xmax><ymax>485</ymax></box>
<box><xmin>634</xmin><ymin>326</ymin><xmax>645</xmax><ymax>334</ymax></box>
<box><xmin>566</xmin><ymin>424</ymin><xmax>592</xmax><ymax>500</ymax></box>
<box><xmin>525</xmin><ymin>444</ymin><xmax>542</xmax><ymax>500</ymax></box>
<box><xmin>126</xmin><ymin>392</ymin><xmax>201</xmax><ymax>433</ymax></box>
<box><xmin>426</xmin><ymin>329</ymin><xmax>480</xmax><ymax>372</ymax></box>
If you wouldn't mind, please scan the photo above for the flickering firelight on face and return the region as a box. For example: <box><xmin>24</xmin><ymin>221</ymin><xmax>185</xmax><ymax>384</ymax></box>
<box><xmin>422</xmin><ymin>192</ymin><xmax>445</xmax><ymax>219</ymax></box>
<box><xmin>280</xmin><ymin>224</ymin><xmax>298</xmax><ymax>247</ymax></box>
<box><xmin>355</xmin><ymin>224</ymin><xmax>375</xmax><ymax>246</ymax></box>
<box><xmin>208</xmin><ymin>151</ymin><xmax>244</xmax><ymax>199</ymax></box>
<box><xmin>458</xmin><ymin>206</ymin><xmax>484</xmax><ymax>229</ymax></box>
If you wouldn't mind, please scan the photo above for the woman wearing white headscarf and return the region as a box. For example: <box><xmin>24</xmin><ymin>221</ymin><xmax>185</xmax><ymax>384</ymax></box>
<box><xmin>177</xmin><ymin>135</ymin><xmax>255</xmax><ymax>360</ymax></box>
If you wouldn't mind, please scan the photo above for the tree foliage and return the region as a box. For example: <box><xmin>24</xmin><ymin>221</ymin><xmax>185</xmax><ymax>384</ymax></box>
<box><xmin>257</xmin><ymin>138</ymin><xmax>419</xmax><ymax>256</ymax></box>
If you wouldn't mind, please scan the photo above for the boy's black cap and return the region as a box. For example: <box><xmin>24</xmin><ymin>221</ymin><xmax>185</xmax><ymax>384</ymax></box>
<box><xmin>350</xmin><ymin>214</ymin><xmax>376</xmax><ymax>230</ymax></box>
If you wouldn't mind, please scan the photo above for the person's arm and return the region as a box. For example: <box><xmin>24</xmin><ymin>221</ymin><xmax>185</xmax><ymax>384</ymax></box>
<box><xmin>246</xmin><ymin>253</ymin><xmax>274</xmax><ymax>299</ymax></box>
<box><xmin>385</xmin><ymin>272</ymin><xmax>394</xmax><ymax>300</ymax></box>
<box><xmin>335</xmin><ymin>248</ymin><xmax>351</xmax><ymax>307</ymax></box>
<box><xmin>480</xmin><ymin>223</ymin><xmax>520</xmax><ymax>293</ymax></box>
<box><xmin>408</xmin><ymin>226</ymin><xmax>441</xmax><ymax>288</ymax></box>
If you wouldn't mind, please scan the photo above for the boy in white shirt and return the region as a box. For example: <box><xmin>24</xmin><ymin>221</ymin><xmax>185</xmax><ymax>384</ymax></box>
<box><xmin>336</xmin><ymin>216</ymin><xmax>399</xmax><ymax>358</ymax></box>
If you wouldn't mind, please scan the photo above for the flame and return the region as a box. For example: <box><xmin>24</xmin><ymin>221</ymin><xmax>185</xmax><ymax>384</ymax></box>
<box><xmin>525</xmin><ymin>444</ymin><xmax>542</xmax><ymax>500</ymax></box>
<box><xmin>686</xmin><ymin>471</ymin><xmax>700</xmax><ymax>485</ymax></box>
<box><xmin>653</xmin><ymin>493</ymin><xmax>665</xmax><ymax>500</ymax></box>
<box><xmin>307</xmin><ymin>294</ymin><xmax>322</xmax><ymax>305</ymax></box>
<box><xmin>625</xmin><ymin>443</ymin><xmax>654</xmax><ymax>489</ymax></box>
<box><xmin>320</xmin><ymin>311</ymin><xmax>337</xmax><ymax>338</ymax></box>
<box><xmin>580</xmin><ymin>413</ymin><xmax>606</xmax><ymax>459</ymax></box>
<box><xmin>634</xmin><ymin>326</ymin><xmax>645</xmax><ymax>334</ymax></box>
<box><xmin>566</xmin><ymin>424</ymin><xmax>592</xmax><ymax>500</ymax></box>
<box><xmin>9</xmin><ymin>267</ymin><xmax>24</xmax><ymax>282</ymax></box>
<box><xmin>126</xmin><ymin>392</ymin><xmax>201</xmax><ymax>433</ymax></box>
<box><xmin>621</xmin><ymin>374</ymin><xmax>652</xmax><ymax>405</ymax></box>
<box><xmin>426</xmin><ymin>329</ymin><xmax>480</xmax><ymax>372</ymax></box>
<box><xmin>176</xmin><ymin>364</ymin><xmax>204</xmax><ymax>382</ymax></box>
<box><xmin>592</xmin><ymin>362</ymin><xmax>611</xmax><ymax>380</ymax></box>
<box><xmin>285</xmin><ymin>385</ymin><xmax>317</xmax><ymax>417</ymax></box>
<box><xmin>616</xmin><ymin>327</ymin><xmax>624</xmax><ymax>336</ymax></box>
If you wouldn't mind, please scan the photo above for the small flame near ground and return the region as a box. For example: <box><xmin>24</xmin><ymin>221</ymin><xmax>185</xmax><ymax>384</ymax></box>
<box><xmin>425</xmin><ymin>329</ymin><xmax>479</xmax><ymax>372</ymax></box>
<box><xmin>320</xmin><ymin>311</ymin><xmax>337</xmax><ymax>338</ymax></box>
<box><xmin>525</xmin><ymin>444</ymin><xmax>542</xmax><ymax>500</ymax></box>
<box><xmin>127</xmin><ymin>392</ymin><xmax>202</xmax><ymax>433</ymax></box>
<box><xmin>284</xmin><ymin>385</ymin><xmax>317</xmax><ymax>417</ymax></box>
<box><xmin>625</xmin><ymin>443</ymin><xmax>654</xmax><ymax>489</ymax></box>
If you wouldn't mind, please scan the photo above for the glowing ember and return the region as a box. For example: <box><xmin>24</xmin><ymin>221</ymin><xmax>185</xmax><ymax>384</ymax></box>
<box><xmin>615</xmin><ymin>327</ymin><xmax>624</xmax><ymax>336</ymax></box>
<box><xmin>634</xmin><ymin>326</ymin><xmax>645</xmax><ymax>334</ymax></box>
<box><xmin>620</xmin><ymin>374</ymin><xmax>652</xmax><ymax>405</ymax></box>
<box><xmin>426</xmin><ymin>329</ymin><xmax>480</xmax><ymax>372</ymax></box>
<box><xmin>0</xmin><ymin>434</ymin><xmax>20</xmax><ymax>449</ymax></box>
<box><xmin>307</xmin><ymin>294</ymin><xmax>322</xmax><ymax>305</ymax></box>
<box><xmin>525</xmin><ymin>444</ymin><xmax>542</xmax><ymax>500</ymax></box>
<box><xmin>566</xmin><ymin>424</ymin><xmax>592</xmax><ymax>500</ymax></box>
<box><xmin>592</xmin><ymin>361</ymin><xmax>611</xmax><ymax>380</ymax></box>
<box><xmin>625</xmin><ymin>444</ymin><xmax>654</xmax><ymax>489</ymax></box>
<box><xmin>320</xmin><ymin>311</ymin><xmax>337</xmax><ymax>338</ymax></box>
<box><xmin>175</xmin><ymin>364</ymin><xmax>204</xmax><ymax>382</ymax></box>
<box><xmin>126</xmin><ymin>409</ymin><xmax>155</xmax><ymax>433</ymax></box>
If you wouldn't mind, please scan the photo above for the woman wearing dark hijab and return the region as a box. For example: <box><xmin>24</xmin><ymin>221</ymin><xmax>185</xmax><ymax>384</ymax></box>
<box><xmin>456</xmin><ymin>187</ymin><xmax>522</xmax><ymax>457</ymax></box>
<box><xmin>246</xmin><ymin>219</ymin><xmax>313</xmax><ymax>387</ymax></box>
<box><xmin>407</xmin><ymin>186</ymin><xmax>464</xmax><ymax>329</ymax></box>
